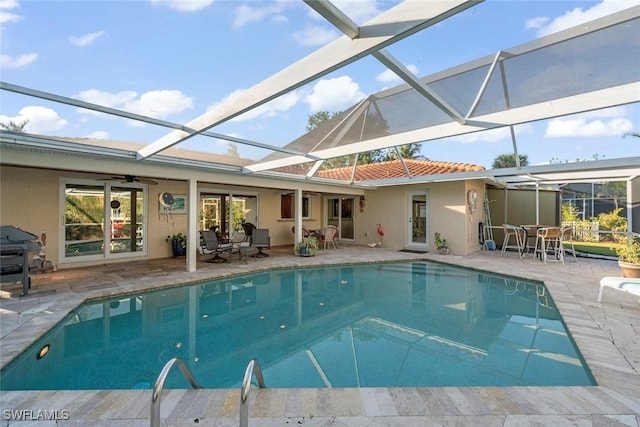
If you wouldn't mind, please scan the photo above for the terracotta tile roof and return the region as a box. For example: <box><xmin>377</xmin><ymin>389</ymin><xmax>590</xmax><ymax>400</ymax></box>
<box><xmin>314</xmin><ymin>159</ymin><xmax>485</xmax><ymax>181</ymax></box>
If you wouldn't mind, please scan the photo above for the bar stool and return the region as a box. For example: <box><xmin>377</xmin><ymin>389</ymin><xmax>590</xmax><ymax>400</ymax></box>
<box><xmin>501</xmin><ymin>224</ymin><xmax>525</xmax><ymax>258</ymax></box>
<box><xmin>535</xmin><ymin>227</ymin><xmax>564</xmax><ymax>265</ymax></box>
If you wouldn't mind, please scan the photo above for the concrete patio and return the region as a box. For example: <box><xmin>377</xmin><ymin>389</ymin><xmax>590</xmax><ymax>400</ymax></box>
<box><xmin>1</xmin><ymin>245</ymin><xmax>639</xmax><ymax>426</ymax></box>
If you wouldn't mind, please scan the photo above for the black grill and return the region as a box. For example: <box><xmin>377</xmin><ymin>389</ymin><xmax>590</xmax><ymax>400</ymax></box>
<box><xmin>0</xmin><ymin>226</ymin><xmax>41</xmax><ymax>296</ymax></box>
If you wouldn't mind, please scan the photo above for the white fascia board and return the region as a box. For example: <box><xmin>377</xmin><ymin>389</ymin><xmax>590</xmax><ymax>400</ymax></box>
<box><xmin>138</xmin><ymin>0</ymin><xmax>480</xmax><ymax>160</ymax></box>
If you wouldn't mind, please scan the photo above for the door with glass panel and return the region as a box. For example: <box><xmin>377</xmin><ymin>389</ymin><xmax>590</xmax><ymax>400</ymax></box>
<box><xmin>327</xmin><ymin>197</ymin><xmax>355</xmax><ymax>241</ymax></box>
<box><xmin>200</xmin><ymin>193</ymin><xmax>258</xmax><ymax>242</ymax></box>
<box><xmin>63</xmin><ymin>182</ymin><xmax>146</xmax><ymax>260</ymax></box>
<box><xmin>408</xmin><ymin>191</ymin><xmax>429</xmax><ymax>250</ymax></box>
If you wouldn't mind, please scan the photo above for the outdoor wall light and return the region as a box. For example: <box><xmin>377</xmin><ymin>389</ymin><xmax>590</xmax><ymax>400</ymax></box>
<box><xmin>36</xmin><ymin>344</ymin><xmax>50</xmax><ymax>360</ymax></box>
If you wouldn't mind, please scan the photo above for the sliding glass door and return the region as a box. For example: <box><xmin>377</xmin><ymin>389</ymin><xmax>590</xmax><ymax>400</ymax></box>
<box><xmin>63</xmin><ymin>181</ymin><xmax>146</xmax><ymax>261</ymax></box>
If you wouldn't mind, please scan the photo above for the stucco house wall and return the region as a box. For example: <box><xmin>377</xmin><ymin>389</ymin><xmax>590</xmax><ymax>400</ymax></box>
<box><xmin>1</xmin><ymin>164</ymin><xmax>487</xmax><ymax>269</ymax></box>
<box><xmin>359</xmin><ymin>180</ymin><xmax>486</xmax><ymax>255</ymax></box>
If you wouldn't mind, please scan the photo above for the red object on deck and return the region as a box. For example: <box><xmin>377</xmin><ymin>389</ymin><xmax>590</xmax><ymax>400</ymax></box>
<box><xmin>377</xmin><ymin>224</ymin><xmax>384</xmax><ymax>236</ymax></box>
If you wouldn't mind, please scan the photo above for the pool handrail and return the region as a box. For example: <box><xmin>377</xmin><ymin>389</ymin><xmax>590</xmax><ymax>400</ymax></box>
<box><xmin>151</xmin><ymin>357</ymin><xmax>202</xmax><ymax>427</ymax></box>
<box><xmin>240</xmin><ymin>358</ymin><xmax>266</xmax><ymax>427</ymax></box>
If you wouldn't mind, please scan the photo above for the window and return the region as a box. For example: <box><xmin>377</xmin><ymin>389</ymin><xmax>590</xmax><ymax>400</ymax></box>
<box><xmin>281</xmin><ymin>194</ymin><xmax>310</xmax><ymax>219</ymax></box>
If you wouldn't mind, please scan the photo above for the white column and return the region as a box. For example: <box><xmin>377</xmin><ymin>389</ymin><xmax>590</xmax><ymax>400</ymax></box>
<box><xmin>187</xmin><ymin>179</ymin><xmax>198</xmax><ymax>272</ymax></box>
<box><xmin>294</xmin><ymin>188</ymin><xmax>303</xmax><ymax>253</ymax></box>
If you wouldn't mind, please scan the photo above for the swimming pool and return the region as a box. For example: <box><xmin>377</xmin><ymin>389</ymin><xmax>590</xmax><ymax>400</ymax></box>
<box><xmin>0</xmin><ymin>261</ymin><xmax>595</xmax><ymax>390</ymax></box>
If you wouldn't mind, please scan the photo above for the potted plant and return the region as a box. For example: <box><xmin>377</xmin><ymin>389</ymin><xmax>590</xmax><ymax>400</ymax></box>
<box><xmin>615</xmin><ymin>237</ymin><xmax>640</xmax><ymax>278</ymax></box>
<box><xmin>296</xmin><ymin>236</ymin><xmax>318</xmax><ymax>256</ymax></box>
<box><xmin>166</xmin><ymin>232</ymin><xmax>187</xmax><ymax>257</ymax></box>
<box><xmin>434</xmin><ymin>232</ymin><xmax>450</xmax><ymax>255</ymax></box>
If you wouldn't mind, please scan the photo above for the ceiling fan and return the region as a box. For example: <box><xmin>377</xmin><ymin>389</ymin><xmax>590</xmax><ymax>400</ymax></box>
<box><xmin>99</xmin><ymin>175</ymin><xmax>158</xmax><ymax>185</ymax></box>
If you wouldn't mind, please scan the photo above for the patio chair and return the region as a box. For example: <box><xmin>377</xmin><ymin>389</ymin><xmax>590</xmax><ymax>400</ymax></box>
<box><xmin>250</xmin><ymin>228</ymin><xmax>271</xmax><ymax>257</ymax></box>
<box><xmin>242</xmin><ymin>222</ymin><xmax>256</xmax><ymax>242</ymax></box>
<box><xmin>320</xmin><ymin>225</ymin><xmax>338</xmax><ymax>250</ymax></box>
<box><xmin>291</xmin><ymin>225</ymin><xmax>311</xmax><ymax>238</ymax></box>
<box><xmin>200</xmin><ymin>230</ymin><xmax>233</xmax><ymax>263</ymax></box>
<box><xmin>534</xmin><ymin>227</ymin><xmax>564</xmax><ymax>265</ymax></box>
<box><xmin>501</xmin><ymin>224</ymin><xmax>525</xmax><ymax>258</ymax></box>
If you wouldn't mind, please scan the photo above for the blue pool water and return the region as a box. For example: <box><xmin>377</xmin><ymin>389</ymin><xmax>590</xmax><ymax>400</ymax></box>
<box><xmin>0</xmin><ymin>261</ymin><xmax>595</xmax><ymax>390</ymax></box>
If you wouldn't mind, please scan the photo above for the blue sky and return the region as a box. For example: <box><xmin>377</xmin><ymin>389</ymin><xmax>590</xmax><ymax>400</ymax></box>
<box><xmin>1</xmin><ymin>0</ymin><xmax>638</xmax><ymax>169</ymax></box>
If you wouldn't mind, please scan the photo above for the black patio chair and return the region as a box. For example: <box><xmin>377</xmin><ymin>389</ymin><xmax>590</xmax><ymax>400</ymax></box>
<box><xmin>250</xmin><ymin>228</ymin><xmax>271</xmax><ymax>258</ymax></box>
<box><xmin>200</xmin><ymin>230</ymin><xmax>233</xmax><ymax>263</ymax></box>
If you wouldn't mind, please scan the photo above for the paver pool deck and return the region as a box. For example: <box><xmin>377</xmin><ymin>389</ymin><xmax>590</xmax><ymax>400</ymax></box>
<box><xmin>1</xmin><ymin>246</ymin><xmax>638</xmax><ymax>426</ymax></box>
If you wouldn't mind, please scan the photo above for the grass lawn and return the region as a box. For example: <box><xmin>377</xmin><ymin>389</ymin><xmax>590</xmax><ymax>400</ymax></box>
<box><xmin>564</xmin><ymin>241</ymin><xmax>621</xmax><ymax>257</ymax></box>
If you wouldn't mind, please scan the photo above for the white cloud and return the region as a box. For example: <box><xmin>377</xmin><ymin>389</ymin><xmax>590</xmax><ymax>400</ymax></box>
<box><xmin>580</xmin><ymin>105</ymin><xmax>628</xmax><ymax>119</ymax></box>
<box><xmin>376</xmin><ymin>64</ymin><xmax>419</xmax><ymax>83</ymax></box>
<box><xmin>149</xmin><ymin>0</ymin><xmax>213</xmax><ymax>12</ymax></box>
<box><xmin>75</xmin><ymin>89</ymin><xmax>138</xmax><ymax>110</ymax></box>
<box><xmin>531</xmin><ymin>0</ymin><xmax>640</xmax><ymax>37</ymax></box>
<box><xmin>525</xmin><ymin>16</ymin><xmax>549</xmax><ymax>30</ymax></box>
<box><xmin>85</xmin><ymin>130</ymin><xmax>110</xmax><ymax>139</ymax></box>
<box><xmin>544</xmin><ymin>107</ymin><xmax>633</xmax><ymax>138</ymax></box>
<box><xmin>545</xmin><ymin>117</ymin><xmax>632</xmax><ymax>138</ymax></box>
<box><xmin>0</xmin><ymin>0</ymin><xmax>19</xmax><ymax>8</ymax></box>
<box><xmin>232</xmin><ymin>2</ymin><xmax>288</xmax><ymax>28</ymax></box>
<box><xmin>292</xmin><ymin>25</ymin><xmax>339</xmax><ymax>46</ymax></box>
<box><xmin>305</xmin><ymin>76</ymin><xmax>365</xmax><ymax>112</ymax></box>
<box><xmin>0</xmin><ymin>0</ymin><xmax>20</xmax><ymax>24</ymax></box>
<box><xmin>208</xmin><ymin>88</ymin><xmax>301</xmax><ymax>122</ymax></box>
<box><xmin>74</xmin><ymin>89</ymin><xmax>193</xmax><ymax>120</ymax></box>
<box><xmin>0</xmin><ymin>52</ymin><xmax>37</xmax><ymax>68</ymax></box>
<box><xmin>320</xmin><ymin>0</ymin><xmax>381</xmax><ymax>24</ymax></box>
<box><xmin>69</xmin><ymin>31</ymin><xmax>105</xmax><ymax>47</ymax></box>
<box><xmin>126</xmin><ymin>90</ymin><xmax>193</xmax><ymax>117</ymax></box>
<box><xmin>456</xmin><ymin>124</ymin><xmax>533</xmax><ymax>144</ymax></box>
<box><xmin>0</xmin><ymin>10</ymin><xmax>20</xmax><ymax>24</ymax></box>
<box><xmin>0</xmin><ymin>106</ymin><xmax>68</xmax><ymax>133</ymax></box>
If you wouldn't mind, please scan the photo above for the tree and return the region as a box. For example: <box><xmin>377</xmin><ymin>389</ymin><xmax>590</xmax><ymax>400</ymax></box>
<box><xmin>306</xmin><ymin>111</ymin><xmax>340</xmax><ymax>132</ymax></box>
<box><xmin>0</xmin><ymin>119</ymin><xmax>29</xmax><ymax>132</ymax></box>
<box><xmin>597</xmin><ymin>181</ymin><xmax>626</xmax><ymax>210</ymax></box>
<box><xmin>492</xmin><ymin>153</ymin><xmax>529</xmax><ymax>169</ymax></box>
<box><xmin>306</xmin><ymin>110</ymin><xmax>423</xmax><ymax>168</ymax></box>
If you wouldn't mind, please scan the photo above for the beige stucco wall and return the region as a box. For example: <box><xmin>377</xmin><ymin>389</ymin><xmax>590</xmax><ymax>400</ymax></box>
<box><xmin>0</xmin><ymin>166</ymin><xmax>343</xmax><ymax>267</ymax></box>
<box><xmin>358</xmin><ymin>180</ymin><xmax>486</xmax><ymax>255</ymax></box>
<box><xmin>0</xmin><ymin>166</ymin><xmax>194</xmax><ymax>267</ymax></box>
<box><xmin>1</xmin><ymin>166</ymin><xmax>65</xmax><ymax>265</ymax></box>
<box><xmin>1</xmin><ymin>164</ymin><xmax>485</xmax><ymax>268</ymax></box>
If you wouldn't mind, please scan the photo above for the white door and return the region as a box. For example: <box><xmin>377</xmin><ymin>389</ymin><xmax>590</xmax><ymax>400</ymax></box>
<box><xmin>407</xmin><ymin>191</ymin><xmax>429</xmax><ymax>250</ymax></box>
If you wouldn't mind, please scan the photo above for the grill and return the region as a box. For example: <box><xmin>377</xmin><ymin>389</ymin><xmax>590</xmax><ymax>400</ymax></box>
<box><xmin>0</xmin><ymin>225</ymin><xmax>41</xmax><ymax>296</ymax></box>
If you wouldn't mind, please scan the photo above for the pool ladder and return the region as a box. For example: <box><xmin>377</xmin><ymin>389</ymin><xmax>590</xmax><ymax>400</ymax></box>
<box><xmin>150</xmin><ymin>357</ymin><xmax>265</xmax><ymax>427</ymax></box>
